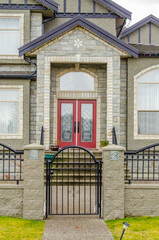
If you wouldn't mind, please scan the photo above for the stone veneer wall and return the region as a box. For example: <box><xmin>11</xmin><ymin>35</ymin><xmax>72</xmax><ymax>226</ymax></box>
<box><xmin>30</xmin><ymin>80</ymin><xmax>37</xmax><ymax>144</ymax></box>
<box><xmin>125</xmin><ymin>184</ymin><xmax>159</xmax><ymax>217</ymax></box>
<box><xmin>31</xmin><ymin>13</ymin><xmax>42</xmax><ymax>41</ymax></box>
<box><xmin>0</xmin><ymin>185</ymin><xmax>23</xmax><ymax>218</ymax></box>
<box><xmin>120</xmin><ymin>59</ymin><xmax>127</xmax><ymax>147</ymax></box>
<box><xmin>50</xmin><ymin>63</ymin><xmax>107</xmax><ymax>146</ymax></box>
<box><xmin>35</xmin><ymin>28</ymin><xmax>125</xmax><ymax>148</ymax></box>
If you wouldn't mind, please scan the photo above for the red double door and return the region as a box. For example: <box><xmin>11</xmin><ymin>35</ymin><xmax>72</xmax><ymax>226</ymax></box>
<box><xmin>58</xmin><ymin>100</ymin><xmax>96</xmax><ymax>148</ymax></box>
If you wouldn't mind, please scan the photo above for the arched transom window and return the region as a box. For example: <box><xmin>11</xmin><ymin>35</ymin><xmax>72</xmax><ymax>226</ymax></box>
<box><xmin>137</xmin><ymin>68</ymin><xmax>159</xmax><ymax>135</ymax></box>
<box><xmin>60</xmin><ymin>72</ymin><xmax>94</xmax><ymax>91</ymax></box>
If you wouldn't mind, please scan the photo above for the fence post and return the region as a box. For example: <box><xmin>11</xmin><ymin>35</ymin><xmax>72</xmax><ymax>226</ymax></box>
<box><xmin>102</xmin><ymin>144</ymin><xmax>125</xmax><ymax>220</ymax></box>
<box><xmin>23</xmin><ymin>144</ymin><xmax>45</xmax><ymax>220</ymax></box>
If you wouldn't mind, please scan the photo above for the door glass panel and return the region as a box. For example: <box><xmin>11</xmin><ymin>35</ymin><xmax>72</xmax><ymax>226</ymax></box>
<box><xmin>81</xmin><ymin>104</ymin><xmax>93</xmax><ymax>142</ymax></box>
<box><xmin>61</xmin><ymin>103</ymin><xmax>73</xmax><ymax>142</ymax></box>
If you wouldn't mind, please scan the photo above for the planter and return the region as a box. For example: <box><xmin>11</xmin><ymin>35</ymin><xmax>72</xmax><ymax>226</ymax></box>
<box><xmin>50</xmin><ymin>145</ymin><xmax>59</xmax><ymax>151</ymax></box>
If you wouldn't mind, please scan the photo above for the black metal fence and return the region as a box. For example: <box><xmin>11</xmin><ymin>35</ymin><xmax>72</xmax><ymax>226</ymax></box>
<box><xmin>0</xmin><ymin>143</ymin><xmax>24</xmax><ymax>184</ymax></box>
<box><xmin>40</xmin><ymin>126</ymin><xmax>44</xmax><ymax>145</ymax></box>
<box><xmin>46</xmin><ymin>146</ymin><xmax>102</xmax><ymax>218</ymax></box>
<box><xmin>125</xmin><ymin>143</ymin><xmax>159</xmax><ymax>183</ymax></box>
<box><xmin>112</xmin><ymin>127</ymin><xmax>118</xmax><ymax>145</ymax></box>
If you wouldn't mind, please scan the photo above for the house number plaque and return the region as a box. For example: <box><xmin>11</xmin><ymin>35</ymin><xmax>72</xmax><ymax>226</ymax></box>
<box><xmin>110</xmin><ymin>151</ymin><xmax>119</xmax><ymax>161</ymax></box>
<box><xmin>29</xmin><ymin>150</ymin><xmax>39</xmax><ymax>160</ymax></box>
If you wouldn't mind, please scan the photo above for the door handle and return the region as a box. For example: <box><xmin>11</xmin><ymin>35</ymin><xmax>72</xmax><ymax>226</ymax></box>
<box><xmin>74</xmin><ymin>122</ymin><xmax>76</xmax><ymax>133</ymax></box>
<box><xmin>78</xmin><ymin>121</ymin><xmax>80</xmax><ymax>133</ymax></box>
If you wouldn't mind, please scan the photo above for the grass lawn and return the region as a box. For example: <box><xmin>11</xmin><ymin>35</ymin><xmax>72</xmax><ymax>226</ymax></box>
<box><xmin>106</xmin><ymin>216</ymin><xmax>159</xmax><ymax>240</ymax></box>
<box><xmin>0</xmin><ymin>216</ymin><xmax>45</xmax><ymax>240</ymax></box>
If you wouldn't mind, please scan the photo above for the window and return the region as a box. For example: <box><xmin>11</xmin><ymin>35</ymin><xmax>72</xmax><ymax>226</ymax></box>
<box><xmin>0</xmin><ymin>18</ymin><xmax>20</xmax><ymax>55</ymax></box>
<box><xmin>137</xmin><ymin>68</ymin><xmax>159</xmax><ymax>135</ymax></box>
<box><xmin>0</xmin><ymin>88</ymin><xmax>22</xmax><ymax>135</ymax></box>
<box><xmin>60</xmin><ymin>72</ymin><xmax>94</xmax><ymax>91</ymax></box>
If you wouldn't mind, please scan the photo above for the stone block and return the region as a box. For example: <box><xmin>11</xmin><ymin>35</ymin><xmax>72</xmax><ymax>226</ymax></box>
<box><xmin>102</xmin><ymin>145</ymin><xmax>125</xmax><ymax>220</ymax></box>
<box><xmin>23</xmin><ymin>144</ymin><xmax>45</xmax><ymax>220</ymax></box>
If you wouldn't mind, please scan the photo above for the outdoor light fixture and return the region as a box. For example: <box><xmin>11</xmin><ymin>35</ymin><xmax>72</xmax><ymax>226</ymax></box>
<box><xmin>120</xmin><ymin>222</ymin><xmax>130</xmax><ymax>240</ymax></box>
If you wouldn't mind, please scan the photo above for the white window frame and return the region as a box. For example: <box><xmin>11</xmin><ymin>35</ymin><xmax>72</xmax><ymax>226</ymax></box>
<box><xmin>134</xmin><ymin>65</ymin><xmax>159</xmax><ymax>139</ymax></box>
<box><xmin>57</xmin><ymin>69</ymin><xmax>97</xmax><ymax>93</ymax></box>
<box><xmin>0</xmin><ymin>86</ymin><xmax>23</xmax><ymax>139</ymax></box>
<box><xmin>0</xmin><ymin>14</ymin><xmax>24</xmax><ymax>59</ymax></box>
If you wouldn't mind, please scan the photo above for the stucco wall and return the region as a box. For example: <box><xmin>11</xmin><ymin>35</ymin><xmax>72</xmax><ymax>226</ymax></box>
<box><xmin>44</xmin><ymin>0</ymin><xmax>116</xmax><ymax>35</ymax></box>
<box><xmin>151</xmin><ymin>24</ymin><xmax>159</xmax><ymax>45</ymax></box>
<box><xmin>55</xmin><ymin>0</ymin><xmax>109</xmax><ymax>13</ymax></box>
<box><xmin>44</xmin><ymin>18</ymin><xmax>71</xmax><ymax>33</ymax></box>
<box><xmin>127</xmin><ymin>58</ymin><xmax>159</xmax><ymax>150</ymax></box>
<box><xmin>45</xmin><ymin>18</ymin><xmax>116</xmax><ymax>35</ymax></box>
<box><xmin>140</xmin><ymin>24</ymin><xmax>149</xmax><ymax>44</ymax></box>
<box><xmin>122</xmin><ymin>23</ymin><xmax>159</xmax><ymax>45</ymax></box>
<box><xmin>0</xmin><ymin>185</ymin><xmax>23</xmax><ymax>218</ymax></box>
<box><xmin>125</xmin><ymin>184</ymin><xmax>159</xmax><ymax>217</ymax></box>
<box><xmin>89</xmin><ymin>18</ymin><xmax>116</xmax><ymax>35</ymax></box>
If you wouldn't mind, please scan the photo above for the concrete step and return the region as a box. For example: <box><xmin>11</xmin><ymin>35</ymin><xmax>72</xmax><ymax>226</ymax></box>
<box><xmin>45</xmin><ymin>150</ymin><xmax>102</xmax><ymax>161</ymax></box>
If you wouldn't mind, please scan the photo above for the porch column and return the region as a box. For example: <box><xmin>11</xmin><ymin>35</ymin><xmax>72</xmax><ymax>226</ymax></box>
<box><xmin>36</xmin><ymin>55</ymin><xmax>51</xmax><ymax>150</ymax></box>
<box><xmin>106</xmin><ymin>55</ymin><xmax>121</xmax><ymax>144</ymax></box>
<box><xmin>23</xmin><ymin>144</ymin><xmax>45</xmax><ymax>220</ymax></box>
<box><xmin>36</xmin><ymin>54</ymin><xmax>45</xmax><ymax>144</ymax></box>
<box><xmin>102</xmin><ymin>144</ymin><xmax>125</xmax><ymax>220</ymax></box>
<box><xmin>112</xmin><ymin>55</ymin><xmax>121</xmax><ymax>144</ymax></box>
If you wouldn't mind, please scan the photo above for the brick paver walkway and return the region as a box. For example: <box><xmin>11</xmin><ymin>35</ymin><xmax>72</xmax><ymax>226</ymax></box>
<box><xmin>43</xmin><ymin>215</ymin><xmax>114</xmax><ymax>240</ymax></box>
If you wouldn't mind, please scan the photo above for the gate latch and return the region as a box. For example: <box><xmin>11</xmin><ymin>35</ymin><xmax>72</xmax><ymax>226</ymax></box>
<box><xmin>50</xmin><ymin>169</ymin><xmax>54</xmax><ymax>174</ymax></box>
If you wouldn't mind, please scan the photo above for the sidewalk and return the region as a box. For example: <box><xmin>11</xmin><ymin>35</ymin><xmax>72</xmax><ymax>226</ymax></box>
<box><xmin>43</xmin><ymin>215</ymin><xmax>114</xmax><ymax>240</ymax></box>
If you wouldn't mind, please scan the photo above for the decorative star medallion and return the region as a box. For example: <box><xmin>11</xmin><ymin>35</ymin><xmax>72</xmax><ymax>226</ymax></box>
<box><xmin>74</xmin><ymin>39</ymin><xmax>83</xmax><ymax>49</ymax></box>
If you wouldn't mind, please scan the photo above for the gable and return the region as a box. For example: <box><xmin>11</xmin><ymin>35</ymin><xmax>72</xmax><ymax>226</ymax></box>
<box><xmin>19</xmin><ymin>16</ymin><xmax>138</xmax><ymax>58</ymax></box>
<box><xmin>55</xmin><ymin>0</ymin><xmax>109</xmax><ymax>14</ymax></box>
<box><xmin>31</xmin><ymin>28</ymin><xmax>128</xmax><ymax>57</ymax></box>
<box><xmin>95</xmin><ymin>0</ymin><xmax>131</xmax><ymax>19</ymax></box>
<box><xmin>54</xmin><ymin>0</ymin><xmax>131</xmax><ymax>19</ymax></box>
<box><xmin>121</xmin><ymin>15</ymin><xmax>159</xmax><ymax>45</ymax></box>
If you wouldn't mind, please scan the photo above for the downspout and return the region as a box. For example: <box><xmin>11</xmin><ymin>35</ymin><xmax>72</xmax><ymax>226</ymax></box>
<box><xmin>42</xmin><ymin>12</ymin><xmax>56</xmax><ymax>34</ymax></box>
<box><xmin>24</xmin><ymin>55</ymin><xmax>37</xmax><ymax>80</ymax></box>
<box><xmin>0</xmin><ymin>56</ymin><xmax>37</xmax><ymax>79</ymax></box>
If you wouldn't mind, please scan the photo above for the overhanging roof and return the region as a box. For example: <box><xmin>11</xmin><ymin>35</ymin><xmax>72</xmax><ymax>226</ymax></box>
<box><xmin>121</xmin><ymin>15</ymin><xmax>159</xmax><ymax>38</ymax></box>
<box><xmin>130</xmin><ymin>43</ymin><xmax>159</xmax><ymax>55</ymax></box>
<box><xmin>19</xmin><ymin>16</ymin><xmax>139</xmax><ymax>58</ymax></box>
<box><xmin>96</xmin><ymin>0</ymin><xmax>131</xmax><ymax>20</ymax></box>
<box><xmin>38</xmin><ymin>0</ymin><xmax>59</xmax><ymax>12</ymax></box>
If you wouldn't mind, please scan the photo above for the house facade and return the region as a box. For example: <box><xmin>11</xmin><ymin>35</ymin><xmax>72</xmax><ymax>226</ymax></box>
<box><xmin>0</xmin><ymin>0</ymin><xmax>158</xmax><ymax>151</ymax></box>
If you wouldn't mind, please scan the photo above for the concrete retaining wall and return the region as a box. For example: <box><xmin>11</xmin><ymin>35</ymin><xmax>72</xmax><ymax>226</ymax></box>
<box><xmin>125</xmin><ymin>184</ymin><xmax>159</xmax><ymax>217</ymax></box>
<box><xmin>0</xmin><ymin>185</ymin><xmax>23</xmax><ymax>218</ymax></box>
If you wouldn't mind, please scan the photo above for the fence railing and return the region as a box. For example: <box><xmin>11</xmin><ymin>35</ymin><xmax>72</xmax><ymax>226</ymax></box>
<box><xmin>0</xmin><ymin>143</ymin><xmax>24</xmax><ymax>184</ymax></box>
<box><xmin>124</xmin><ymin>143</ymin><xmax>159</xmax><ymax>183</ymax></box>
<box><xmin>112</xmin><ymin>127</ymin><xmax>118</xmax><ymax>145</ymax></box>
<box><xmin>40</xmin><ymin>126</ymin><xmax>44</xmax><ymax>145</ymax></box>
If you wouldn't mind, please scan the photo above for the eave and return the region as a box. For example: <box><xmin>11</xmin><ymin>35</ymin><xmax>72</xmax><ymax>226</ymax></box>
<box><xmin>95</xmin><ymin>0</ymin><xmax>131</xmax><ymax>20</ymax></box>
<box><xmin>0</xmin><ymin>73</ymin><xmax>36</xmax><ymax>80</ymax></box>
<box><xmin>0</xmin><ymin>0</ymin><xmax>59</xmax><ymax>12</ymax></box>
<box><xmin>38</xmin><ymin>0</ymin><xmax>59</xmax><ymax>12</ymax></box>
<box><xmin>121</xmin><ymin>15</ymin><xmax>159</xmax><ymax>38</ymax></box>
<box><xmin>19</xmin><ymin>16</ymin><xmax>139</xmax><ymax>58</ymax></box>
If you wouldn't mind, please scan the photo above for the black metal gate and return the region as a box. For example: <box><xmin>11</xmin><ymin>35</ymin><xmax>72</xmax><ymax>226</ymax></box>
<box><xmin>46</xmin><ymin>146</ymin><xmax>102</xmax><ymax>218</ymax></box>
